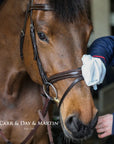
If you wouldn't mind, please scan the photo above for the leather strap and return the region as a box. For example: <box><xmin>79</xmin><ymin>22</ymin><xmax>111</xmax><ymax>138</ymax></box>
<box><xmin>58</xmin><ymin>77</ymin><xmax>83</xmax><ymax>109</ymax></box>
<box><xmin>20</xmin><ymin>3</ymin><xmax>53</xmax><ymax>60</ymax></box>
<box><xmin>30</xmin><ymin>23</ymin><xmax>48</xmax><ymax>84</ymax></box>
<box><xmin>21</xmin><ymin>98</ymin><xmax>51</xmax><ymax>144</ymax></box>
<box><xmin>30</xmin><ymin>4</ymin><xmax>54</xmax><ymax>11</ymax></box>
<box><xmin>48</xmin><ymin>67</ymin><xmax>82</xmax><ymax>83</ymax></box>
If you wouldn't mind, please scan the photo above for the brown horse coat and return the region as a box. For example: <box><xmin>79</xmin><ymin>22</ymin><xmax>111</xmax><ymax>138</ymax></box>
<box><xmin>0</xmin><ymin>0</ymin><xmax>48</xmax><ymax>143</ymax></box>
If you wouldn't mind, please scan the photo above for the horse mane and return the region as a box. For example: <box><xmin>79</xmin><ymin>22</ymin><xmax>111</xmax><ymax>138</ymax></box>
<box><xmin>49</xmin><ymin>0</ymin><xmax>89</xmax><ymax>22</ymax></box>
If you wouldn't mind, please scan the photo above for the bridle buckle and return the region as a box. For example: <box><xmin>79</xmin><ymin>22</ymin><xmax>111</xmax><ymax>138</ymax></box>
<box><xmin>53</xmin><ymin>97</ymin><xmax>60</xmax><ymax>104</ymax></box>
<box><xmin>43</xmin><ymin>82</ymin><xmax>59</xmax><ymax>103</ymax></box>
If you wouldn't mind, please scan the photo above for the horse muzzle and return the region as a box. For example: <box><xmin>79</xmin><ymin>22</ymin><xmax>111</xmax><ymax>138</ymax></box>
<box><xmin>61</xmin><ymin>112</ymin><xmax>98</xmax><ymax>142</ymax></box>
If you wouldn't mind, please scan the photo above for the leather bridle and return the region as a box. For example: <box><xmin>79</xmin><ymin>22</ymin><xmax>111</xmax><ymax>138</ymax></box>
<box><xmin>20</xmin><ymin>0</ymin><xmax>84</xmax><ymax>143</ymax></box>
<box><xmin>0</xmin><ymin>1</ymin><xmax>84</xmax><ymax>144</ymax></box>
<box><xmin>20</xmin><ymin>0</ymin><xmax>83</xmax><ymax>109</ymax></box>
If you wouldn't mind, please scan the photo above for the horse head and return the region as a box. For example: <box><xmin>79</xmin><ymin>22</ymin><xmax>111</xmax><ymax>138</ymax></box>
<box><xmin>22</xmin><ymin>0</ymin><xmax>98</xmax><ymax>142</ymax></box>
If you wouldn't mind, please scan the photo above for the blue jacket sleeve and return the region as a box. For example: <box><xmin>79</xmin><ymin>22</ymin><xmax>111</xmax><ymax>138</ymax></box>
<box><xmin>88</xmin><ymin>36</ymin><xmax>114</xmax><ymax>66</ymax></box>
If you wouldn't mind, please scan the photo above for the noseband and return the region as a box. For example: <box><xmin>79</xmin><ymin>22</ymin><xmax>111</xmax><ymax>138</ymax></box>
<box><xmin>20</xmin><ymin>0</ymin><xmax>83</xmax><ymax>109</ymax></box>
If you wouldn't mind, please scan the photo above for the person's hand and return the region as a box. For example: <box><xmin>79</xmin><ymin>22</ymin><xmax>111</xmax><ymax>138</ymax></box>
<box><xmin>95</xmin><ymin>114</ymin><xmax>113</xmax><ymax>138</ymax></box>
<box><xmin>81</xmin><ymin>54</ymin><xmax>106</xmax><ymax>90</ymax></box>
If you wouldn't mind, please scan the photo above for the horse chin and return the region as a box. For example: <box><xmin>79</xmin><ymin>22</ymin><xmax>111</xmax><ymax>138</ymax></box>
<box><xmin>62</xmin><ymin>125</ymin><xmax>94</xmax><ymax>143</ymax></box>
<box><xmin>59</xmin><ymin>113</ymin><xmax>96</xmax><ymax>143</ymax></box>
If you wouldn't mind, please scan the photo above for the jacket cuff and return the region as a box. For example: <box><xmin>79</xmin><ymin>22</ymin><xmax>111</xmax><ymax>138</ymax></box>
<box><xmin>92</xmin><ymin>55</ymin><xmax>106</xmax><ymax>66</ymax></box>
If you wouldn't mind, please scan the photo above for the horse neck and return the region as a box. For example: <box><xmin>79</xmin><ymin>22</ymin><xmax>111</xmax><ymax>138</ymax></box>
<box><xmin>0</xmin><ymin>0</ymin><xmax>28</xmax><ymax>101</ymax></box>
<box><xmin>0</xmin><ymin>0</ymin><xmax>27</xmax><ymax>34</ymax></box>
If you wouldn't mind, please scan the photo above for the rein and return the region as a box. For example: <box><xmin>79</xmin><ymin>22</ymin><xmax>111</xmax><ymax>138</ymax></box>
<box><xmin>0</xmin><ymin>0</ymin><xmax>83</xmax><ymax>143</ymax></box>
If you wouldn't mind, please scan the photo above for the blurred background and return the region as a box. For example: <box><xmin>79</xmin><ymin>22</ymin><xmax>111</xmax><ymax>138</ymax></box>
<box><xmin>90</xmin><ymin>0</ymin><xmax>114</xmax><ymax>39</ymax></box>
<box><xmin>89</xmin><ymin>0</ymin><xmax>114</xmax><ymax>122</ymax></box>
<box><xmin>85</xmin><ymin>0</ymin><xmax>114</xmax><ymax>143</ymax></box>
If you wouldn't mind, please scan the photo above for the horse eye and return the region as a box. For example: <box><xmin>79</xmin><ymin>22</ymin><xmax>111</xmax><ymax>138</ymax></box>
<box><xmin>37</xmin><ymin>32</ymin><xmax>48</xmax><ymax>43</ymax></box>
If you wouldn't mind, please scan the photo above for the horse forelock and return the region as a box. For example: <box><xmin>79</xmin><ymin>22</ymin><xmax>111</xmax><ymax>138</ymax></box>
<box><xmin>48</xmin><ymin>0</ymin><xmax>89</xmax><ymax>22</ymax></box>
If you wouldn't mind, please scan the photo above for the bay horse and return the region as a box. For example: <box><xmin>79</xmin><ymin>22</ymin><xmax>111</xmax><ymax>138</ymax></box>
<box><xmin>0</xmin><ymin>0</ymin><xmax>98</xmax><ymax>143</ymax></box>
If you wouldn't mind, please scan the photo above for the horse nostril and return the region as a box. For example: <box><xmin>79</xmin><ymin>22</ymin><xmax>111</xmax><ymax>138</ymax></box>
<box><xmin>65</xmin><ymin>114</ymin><xmax>79</xmax><ymax>133</ymax></box>
<box><xmin>65</xmin><ymin>113</ymin><xmax>98</xmax><ymax>139</ymax></box>
<box><xmin>65</xmin><ymin>114</ymin><xmax>92</xmax><ymax>139</ymax></box>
